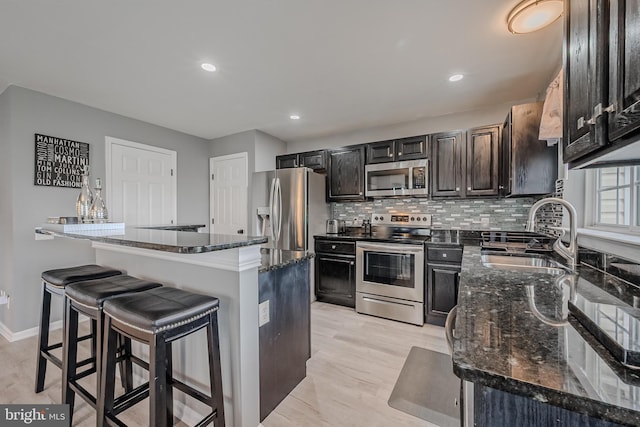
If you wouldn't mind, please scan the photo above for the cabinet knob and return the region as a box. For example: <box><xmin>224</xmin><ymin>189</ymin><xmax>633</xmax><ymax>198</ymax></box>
<box><xmin>467</xmin><ymin>187</ymin><xmax>472</xmax><ymax>191</ymax></box>
<box><xmin>331</xmin><ymin>245</ymin><xmax>336</xmax><ymax>249</ymax></box>
<box><xmin>398</xmin><ymin>152</ymin><xmax>402</xmax><ymax>155</ymax></box>
<box><xmin>442</xmin><ymin>253</ymin><xmax>447</xmax><ymax>258</ymax></box>
<box><xmin>455</xmin><ymin>187</ymin><xmax>460</xmax><ymax>191</ymax></box>
<box><xmin>499</xmin><ymin>185</ymin><xmax>504</xmax><ymax>189</ymax></box>
<box><xmin>359</xmin><ymin>192</ymin><xmax>363</xmax><ymax>195</ymax></box>
<box><xmin>389</xmin><ymin>154</ymin><xmax>393</xmax><ymax>157</ymax></box>
<box><xmin>350</xmin><ymin>261</ymin><xmax>354</xmax><ymax>266</ymax></box>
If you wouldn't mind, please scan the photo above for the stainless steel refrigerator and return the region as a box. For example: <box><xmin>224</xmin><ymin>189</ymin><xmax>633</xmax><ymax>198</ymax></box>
<box><xmin>251</xmin><ymin>167</ymin><xmax>329</xmax><ymax>251</ymax></box>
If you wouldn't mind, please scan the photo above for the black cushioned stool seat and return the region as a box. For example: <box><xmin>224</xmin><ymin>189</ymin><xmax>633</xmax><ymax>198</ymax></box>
<box><xmin>36</xmin><ymin>264</ymin><xmax>122</xmax><ymax>393</ymax></box>
<box><xmin>98</xmin><ymin>287</ymin><xmax>225</xmax><ymax>427</ymax></box>
<box><xmin>62</xmin><ymin>275</ymin><xmax>162</xmax><ymax>423</ymax></box>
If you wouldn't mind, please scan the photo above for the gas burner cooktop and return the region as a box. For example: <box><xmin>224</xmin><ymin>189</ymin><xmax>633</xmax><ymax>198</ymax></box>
<box><xmin>370</xmin><ymin>213</ymin><xmax>432</xmax><ymax>244</ymax></box>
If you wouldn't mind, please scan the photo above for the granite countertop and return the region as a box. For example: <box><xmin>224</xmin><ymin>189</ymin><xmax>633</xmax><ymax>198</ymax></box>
<box><xmin>136</xmin><ymin>224</ymin><xmax>206</xmax><ymax>231</ymax></box>
<box><xmin>314</xmin><ymin>229</ymin><xmax>482</xmax><ymax>245</ymax></box>
<box><xmin>259</xmin><ymin>248</ymin><xmax>314</xmax><ymax>273</ymax></box>
<box><xmin>454</xmin><ymin>246</ymin><xmax>640</xmax><ymax>426</ymax></box>
<box><xmin>36</xmin><ymin>226</ymin><xmax>267</xmax><ymax>254</ymax></box>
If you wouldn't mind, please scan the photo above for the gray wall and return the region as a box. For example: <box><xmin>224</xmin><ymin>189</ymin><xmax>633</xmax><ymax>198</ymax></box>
<box><xmin>2</xmin><ymin>85</ymin><xmax>211</xmax><ymax>333</ymax></box>
<box><xmin>254</xmin><ymin>130</ymin><xmax>286</xmax><ymax>172</ymax></box>
<box><xmin>0</xmin><ymin>87</ymin><xmax>12</xmax><ymax>328</ymax></box>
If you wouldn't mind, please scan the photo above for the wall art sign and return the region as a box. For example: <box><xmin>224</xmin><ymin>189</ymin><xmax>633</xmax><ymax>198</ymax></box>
<box><xmin>34</xmin><ymin>133</ymin><xmax>90</xmax><ymax>188</ymax></box>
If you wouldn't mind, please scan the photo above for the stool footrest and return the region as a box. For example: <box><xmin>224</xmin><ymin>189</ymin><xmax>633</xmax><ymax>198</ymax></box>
<box><xmin>194</xmin><ymin>412</ymin><xmax>217</xmax><ymax>427</ymax></box>
<box><xmin>113</xmin><ymin>382</ymin><xmax>150</xmax><ymax>415</ymax></box>
<box><xmin>69</xmin><ymin>381</ymin><xmax>97</xmax><ymax>408</ymax></box>
<box><xmin>171</xmin><ymin>377</ymin><xmax>213</xmax><ymax>406</ymax></box>
<box><xmin>41</xmin><ymin>350</ymin><xmax>62</xmax><ymax>369</ymax></box>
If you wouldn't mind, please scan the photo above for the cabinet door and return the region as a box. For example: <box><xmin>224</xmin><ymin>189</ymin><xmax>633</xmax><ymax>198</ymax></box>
<box><xmin>395</xmin><ymin>135</ymin><xmax>428</xmax><ymax>161</ymax></box>
<box><xmin>466</xmin><ymin>125</ymin><xmax>500</xmax><ymax>197</ymax></box>
<box><xmin>327</xmin><ymin>146</ymin><xmax>365</xmax><ymax>201</ymax></box>
<box><xmin>299</xmin><ymin>150</ymin><xmax>327</xmax><ymax>171</ymax></box>
<box><xmin>315</xmin><ymin>255</ymin><xmax>356</xmax><ymax>307</ymax></box>
<box><xmin>563</xmin><ymin>0</ymin><xmax>608</xmax><ymax>163</ymax></box>
<box><xmin>500</xmin><ymin>114</ymin><xmax>512</xmax><ymax>197</ymax></box>
<box><xmin>431</xmin><ymin>131</ymin><xmax>465</xmax><ymax>198</ymax></box>
<box><xmin>425</xmin><ymin>263</ymin><xmax>460</xmax><ymax>326</ymax></box>
<box><xmin>607</xmin><ymin>0</ymin><xmax>640</xmax><ymax>142</ymax></box>
<box><xmin>367</xmin><ymin>140</ymin><xmax>395</xmax><ymax>164</ymax></box>
<box><xmin>276</xmin><ymin>154</ymin><xmax>299</xmax><ymax>169</ymax></box>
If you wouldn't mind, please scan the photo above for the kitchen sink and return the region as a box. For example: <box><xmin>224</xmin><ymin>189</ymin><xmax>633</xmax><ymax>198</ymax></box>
<box><xmin>480</xmin><ymin>252</ymin><xmax>569</xmax><ymax>275</ymax></box>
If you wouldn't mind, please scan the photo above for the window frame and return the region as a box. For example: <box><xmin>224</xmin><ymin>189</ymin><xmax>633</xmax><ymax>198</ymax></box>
<box><xmin>586</xmin><ymin>166</ymin><xmax>640</xmax><ymax>234</ymax></box>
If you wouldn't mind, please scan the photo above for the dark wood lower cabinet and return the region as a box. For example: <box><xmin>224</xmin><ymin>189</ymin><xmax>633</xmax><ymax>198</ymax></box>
<box><xmin>259</xmin><ymin>260</ymin><xmax>310</xmax><ymax>421</ymax></box>
<box><xmin>474</xmin><ymin>384</ymin><xmax>622</xmax><ymax>427</ymax></box>
<box><xmin>426</xmin><ymin>263</ymin><xmax>460</xmax><ymax>326</ymax></box>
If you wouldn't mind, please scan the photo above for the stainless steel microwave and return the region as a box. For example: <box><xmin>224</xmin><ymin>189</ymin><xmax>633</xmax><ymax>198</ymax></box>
<box><xmin>365</xmin><ymin>159</ymin><xmax>429</xmax><ymax>197</ymax></box>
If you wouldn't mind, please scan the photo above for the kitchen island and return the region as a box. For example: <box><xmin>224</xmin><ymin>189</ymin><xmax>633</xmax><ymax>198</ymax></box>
<box><xmin>36</xmin><ymin>226</ymin><xmax>267</xmax><ymax>427</ymax></box>
<box><xmin>454</xmin><ymin>245</ymin><xmax>640</xmax><ymax>426</ymax></box>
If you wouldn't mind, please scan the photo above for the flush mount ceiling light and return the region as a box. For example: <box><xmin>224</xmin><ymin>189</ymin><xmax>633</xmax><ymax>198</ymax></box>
<box><xmin>201</xmin><ymin>63</ymin><xmax>217</xmax><ymax>72</ymax></box>
<box><xmin>289</xmin><ymin>114</ymin><xmax>301</xmax><ymax>120</ymax></box>
<box><xmin>449</xmin><ymin>74</ymin><xmax>464</xmax><ymax>82</ymax></box>
<box><xmin>507</xmin><ymin>0</ymin><xmax>563</xmax><ymax>34</ymax></box>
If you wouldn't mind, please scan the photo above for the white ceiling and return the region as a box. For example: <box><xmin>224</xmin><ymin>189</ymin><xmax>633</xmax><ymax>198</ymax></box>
<box><xmin>0</xmin><ymin>0</ymin><xmax>563</xmax><ymax>142</ymax></box>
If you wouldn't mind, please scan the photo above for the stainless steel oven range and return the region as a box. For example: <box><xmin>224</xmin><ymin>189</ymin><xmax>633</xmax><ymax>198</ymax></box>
<box><xmin>355</xmin><ymin>213</ymin><xmax>431</xmax><ymax>325</ymax></box>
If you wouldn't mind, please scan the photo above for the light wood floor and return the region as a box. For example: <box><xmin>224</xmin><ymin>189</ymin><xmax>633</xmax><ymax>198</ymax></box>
<box><xmin>0</xmin><ymin>302</ymin><xmax>448</xmax><ymax>426</ymax></box>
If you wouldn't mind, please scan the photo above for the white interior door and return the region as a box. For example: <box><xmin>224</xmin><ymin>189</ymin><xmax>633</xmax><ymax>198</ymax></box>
<box><xmin>106</xmin><ymin>137</ymin><xmax>177</xmax><ymax>226</ymax></box>
<box><xmin>210</xmin><ymin>153</ymin><xmax>248</xmax><ymax>235</ymax></box>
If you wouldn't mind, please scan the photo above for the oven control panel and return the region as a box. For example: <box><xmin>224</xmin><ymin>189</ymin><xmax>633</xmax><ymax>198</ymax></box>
<box><xmin>370</xmin><ymin>213</ymin><xmax>432</xmax><ymax>227</ymax></box>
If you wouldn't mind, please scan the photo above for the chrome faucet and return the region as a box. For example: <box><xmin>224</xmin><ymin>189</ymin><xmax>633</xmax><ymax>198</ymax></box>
<box><xmin>526</xmin><ymin>197</ymin><xmax>578</xmax><ymax>270</ymax></box>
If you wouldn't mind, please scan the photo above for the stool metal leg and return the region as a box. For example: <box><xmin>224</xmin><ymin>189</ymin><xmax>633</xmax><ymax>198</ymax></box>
<box><xmin>166</xmin><ymin>342</ymin><xmax>173</xmax><ymax>425</ymax></box>
<box><xmin>61</xmin><ymin>296</ymin><xmax>78</xmax><ymax>423</ymax></box>
<box><xmin>207</xmin><ymin>312</ymin><xmax>225</xmax><ymax>426</ymax></box>
<box><xmin>35</xmin><ymin>284</ymin><xmax>52</xmax><ymax>393</ymax></box>
<box><xmin>97</xmin><ymin>316</ymin><xmax>118</xmax><ymax>427</ymax></box>
<box><xmin>149</xmin><ymin>333</ymin><xmax>168</xmax><ymax>427</ymax></box>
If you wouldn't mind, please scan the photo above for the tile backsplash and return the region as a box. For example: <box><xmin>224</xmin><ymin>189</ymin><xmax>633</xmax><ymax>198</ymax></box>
<box><xmin>332</xmin><ymin>197</ymin><xmax>543</xmax><ymax>230</ymax></box>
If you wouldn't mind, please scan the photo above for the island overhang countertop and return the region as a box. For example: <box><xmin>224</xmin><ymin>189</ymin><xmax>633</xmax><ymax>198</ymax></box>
<box><xmin>454</xmin><ymin>245</ymin><xmax>640</xmax><ymax>426</ymax></box>
<box><xmin>36</xmin><ymin>226</ymin><xmax>267</xmax><ymax>253</ymax></box>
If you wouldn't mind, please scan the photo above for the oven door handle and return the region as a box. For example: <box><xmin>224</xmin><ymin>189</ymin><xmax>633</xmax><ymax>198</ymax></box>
<box><xmin>357</xmin><ymin>243</ymin><xmax>424</xmax><ymax>253</ymax></box>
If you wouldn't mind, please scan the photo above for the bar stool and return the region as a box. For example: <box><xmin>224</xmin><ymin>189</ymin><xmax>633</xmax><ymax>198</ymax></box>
<box><xmin>36</xmin><ymin>264</ymin><xmax>122</xmax><ymax>393</ymax></box>
<box><xmin>98</xmin><ymin>287</ymin><xmax>225</xmax><ymax>427</ymax></box>
<box><xmin>62</xmin><ymin>275</ymin><xmax>163</xmax><ymax>422</ymax></box>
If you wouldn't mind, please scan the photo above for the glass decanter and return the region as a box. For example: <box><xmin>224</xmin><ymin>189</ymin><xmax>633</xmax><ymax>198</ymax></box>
<box><xmin>76</xmin><ymin>167</ymin><xmax>93</xmax><ymax>223</ymax></box>
<box><xmin>89</xmin><ymin>177</ymin><xmax>109</xmax><ymax>223</ymax></box>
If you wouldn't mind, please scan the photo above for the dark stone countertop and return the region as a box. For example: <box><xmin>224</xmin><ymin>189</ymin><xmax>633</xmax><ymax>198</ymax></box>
<box><xmin>36</xmin><ymin>226</ymin><xmax>267</xmax><ymax>254</ymax></box>
<box><xmin>136</xmin><ymin>224</ymin><xmax>206</xmax><ymax>232</ymax></box>
<box><xmin>454</xmin><ymin>246</ymin><xmax>640</xmax><ymax>426</ymax></box>
<box><xmin>259</xmin><ymin>248</ymin><xmax>314</xmax><ymax>273</ymax></box>
<box><xmin>314</xmin><ymin>229</ymin><xmax>483</xmax><ymax>246</ymax></box>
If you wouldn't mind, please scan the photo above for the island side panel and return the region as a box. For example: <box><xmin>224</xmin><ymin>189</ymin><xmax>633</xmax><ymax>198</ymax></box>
<box><xmin>95</xmin><ymin>244</ymin><xmax>260</xmax><ymax>427</ymax></box>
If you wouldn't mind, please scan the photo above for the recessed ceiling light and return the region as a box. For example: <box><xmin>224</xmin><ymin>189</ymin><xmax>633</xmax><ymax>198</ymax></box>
<box><xmin>201</xmin><ymin>63</ymin><xmax>217</xmax><ymax>72</ymax></box>
<box><xmin>507</xmin><ymin>0</ymin><xmax>563</xmax><ymax>34</ymax></box>
<box><xmin>289</xmin><ymin>115</ymin><xmax>301</xmax><ymax>120</ymax></box>
<box><xmin>449</xmin><ymin>74</ymin><xmax>464</xmax><ymax>82</ymax></box>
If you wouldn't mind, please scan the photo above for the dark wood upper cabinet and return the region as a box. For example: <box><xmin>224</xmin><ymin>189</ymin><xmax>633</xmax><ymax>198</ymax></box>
<box><xmin>431</xmin><ymin>131</ymin><xmax>465</xmax><ymax>198</ymax></box>
<box><xmin>366</xmin><ymin>140</ymin><xmax>395</xmax><ymax>163</ymax></box>
<box><xmin>366</xmin><ymin>135</ymin><xmax>428</xmax><ymax>164</ymax></box>
<box><xmin>327</xmin><ymin>146</ymin><xmax>366</xmax><ymax>201</ymax></box>
<box><xmin>563</xmin><ymin>0</ymin><xmax>607</xmax><ymax>164</ymax></box>
<box><xmin>395</xmin><ymin>135</ymin><xmax>428</xmax><ymax>161</ymax></box>
<box><xmin>466</xmin><ymin>125</ymin><xmax>500</xmax><ymax>197</ymax></box>
<box><xmin>563</xmin><ymin>0</ymin><xmax>640</xmax><ymax>167</ymax></box>
<box><xmin>276</xmin><ymin>153</ymin><xmax>299</xmax><ymax>169</ymax></box>
<box><xmin>276</xmin><ymin>150</ymin><xmax>327</xmax><ymax>172</ymax></box>
<box><xmin>607</xmin><ymin>0</ymin><xmax>640</xmax><ymax>142</ymax></box>
<box><xmin>502</xmin><ymin>103</ymin><xmax>558</xmax><ymax>197</ymax></box>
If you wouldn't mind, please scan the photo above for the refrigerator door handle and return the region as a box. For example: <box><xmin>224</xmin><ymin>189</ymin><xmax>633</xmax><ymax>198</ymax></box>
<box><xmin>275</xmin><ymin>177</ymin><xmax>283</xmax><ymax>244</ymax></box>
<box><xmin>269</xmin><ymin>177</ymin><xmax>277</xmax><ymax>241</ymax></box>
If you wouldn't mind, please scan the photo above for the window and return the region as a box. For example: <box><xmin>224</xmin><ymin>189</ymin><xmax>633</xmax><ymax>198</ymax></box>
<box><xmin>592</xmin><ymin>166</ymin><xmax>640</xmax><ymax>232</ymax></box>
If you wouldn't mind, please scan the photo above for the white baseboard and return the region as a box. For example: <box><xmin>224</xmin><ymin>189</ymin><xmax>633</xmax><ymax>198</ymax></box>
<box><xmin>0</xmin><ymin>317</ymin><xmax>89</xmax><ymax>343</ymax></box>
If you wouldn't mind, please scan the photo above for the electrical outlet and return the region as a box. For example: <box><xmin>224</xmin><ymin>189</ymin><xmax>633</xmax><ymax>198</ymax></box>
<box><xmin>480</xmin><ymin>217</ymin><xmax>490</xmax><ymax>227</ymax></box>
<box><xmin>259</xmin><ymin>300</ymin><xmax>270</xmax><ymax>327</ymax></box>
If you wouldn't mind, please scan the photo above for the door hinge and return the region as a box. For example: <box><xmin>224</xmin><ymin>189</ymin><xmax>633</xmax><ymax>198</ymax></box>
<box><xmin>211</xmin><ymin>218</ymin><xmax>214</xmax><ymax>225</ymax></box>
<box><xmin>171</xmin><ymin>169</ymin><xmax>174</xmax><ymax>176</ymax></box>
<box><xmin>211</xmin><ymin>173</ymin><xmax>214</xmax><ymax>181</ymax></box>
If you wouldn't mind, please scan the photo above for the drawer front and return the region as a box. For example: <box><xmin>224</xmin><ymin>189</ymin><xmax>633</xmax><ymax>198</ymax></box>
<box><xmin>315</xmin><ymin>240</ymin><xmax>356</xmax><ymax>255</ymax></box>
<box><xmin>427</xmin><ymin>246</ymin><xmax>463</xmax><ymax>263</ymax></box>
